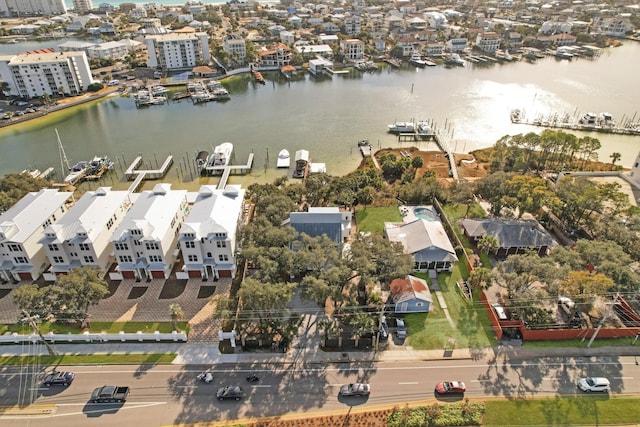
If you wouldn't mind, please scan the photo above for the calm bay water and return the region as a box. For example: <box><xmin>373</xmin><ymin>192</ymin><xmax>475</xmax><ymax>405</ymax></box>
<box><xmin>1</xmin><ymin>41</ymin><xmax>639</xmax><ymax>188</ymax></box>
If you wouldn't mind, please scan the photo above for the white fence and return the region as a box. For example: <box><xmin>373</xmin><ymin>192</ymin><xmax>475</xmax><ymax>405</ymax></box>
<box><xmin>0</xmin><ymin>330</ymin><xmax>187</xmax><ymax>344</ymax></box>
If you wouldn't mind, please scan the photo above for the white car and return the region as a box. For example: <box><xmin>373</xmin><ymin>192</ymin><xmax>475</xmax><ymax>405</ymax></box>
<box><xmin>578</xmin><ymin>377</ymin><xmax>610</xmax><ymax>392</ymax></box>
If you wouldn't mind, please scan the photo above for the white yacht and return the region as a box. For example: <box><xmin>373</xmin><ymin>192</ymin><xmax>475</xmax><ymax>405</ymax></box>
<box><xmin>416</xmin><ymin>121</ymin><xmax>434</xmax><ymax>136</ymax></box>
<box><xmin>409</xmin><ymin>53</ymin><xmax>427</xmax><ymax>68</ymax></box>
<box><xmin>210</xmin><ymin>142</ymin><xmax>233</xmax><ymax>166</ymax></box>
<box><xmin>277</xmin><ymin>149</ymin><xmax>290</xmax><ymax>168</ymax></box>
<box><xmin>388</xmin><ymin>121</ymin><xmax>416</xmax><ymax>133</ymax></box>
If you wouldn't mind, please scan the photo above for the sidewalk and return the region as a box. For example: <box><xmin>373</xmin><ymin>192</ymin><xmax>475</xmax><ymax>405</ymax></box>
<box><xmin>1</xmin><ymin>341</ymin><xmax>638</xmax><ymax>365</ymax></box>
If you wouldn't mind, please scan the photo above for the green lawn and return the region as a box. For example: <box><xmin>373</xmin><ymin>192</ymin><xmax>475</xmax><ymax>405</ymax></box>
<box><xmin>355</xmin><ymin>206</ymin><xmax>402</xmax><ymax>233</ymax></box>
<box><xmin>404</xmin><ymin>270</ymin><xmax>498</xmax><ymax>350</ymax></box>
<box><xmin>0</xmin><ymin>353</ymin><xmax>177</xmax><ymax>366</ymax></box>
<box><xmin>2</xmin><ymin>321</ymin><xmax>189</xmax><ymax>335</ymax></box>
<box><xmin>484</xmin><ymin>396</ymin><xmax>640</xmax><ymax>426</ymax></box>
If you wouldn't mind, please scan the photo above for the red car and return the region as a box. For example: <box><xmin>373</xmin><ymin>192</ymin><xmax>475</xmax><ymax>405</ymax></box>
<box><xmin>435</xmin><ymin>381</ymin><xmax>466</xmax><ymax>394</ymax></box>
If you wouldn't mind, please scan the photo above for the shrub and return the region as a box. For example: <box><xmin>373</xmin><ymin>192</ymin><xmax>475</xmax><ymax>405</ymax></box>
<box><xmin>88</xmin><ymin>82</ymin><xmax>104</xmax><ymax>92</ymax></box>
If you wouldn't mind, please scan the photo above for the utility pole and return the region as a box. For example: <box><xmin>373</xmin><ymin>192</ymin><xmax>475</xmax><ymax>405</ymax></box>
<box><xmin>587</xmin><ymin>302</ymin><xmax>614</xmax><ymax>348</ymax></box>
<box><xmin>21</xmin><ymin>310</ymin><xmax>57</xmax><ymax>356</ymax></box>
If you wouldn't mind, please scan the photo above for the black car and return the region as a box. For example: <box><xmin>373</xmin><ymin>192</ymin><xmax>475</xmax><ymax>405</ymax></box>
<box><xmin>216</xmin><ymin>385</ymin><xmax>245</xmax><ymax>401</ymax></box>
<box><xmin>43</xmin><ymin>371</ymin><xmax>75</xmax><ymax>386</ymax></box>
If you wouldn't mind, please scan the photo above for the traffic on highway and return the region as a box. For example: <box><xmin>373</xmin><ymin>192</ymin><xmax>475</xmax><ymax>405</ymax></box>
<box><xmin>0</xmin><ymin>355</ymin><xmax>638</xmax><ymax>426</ymax></box>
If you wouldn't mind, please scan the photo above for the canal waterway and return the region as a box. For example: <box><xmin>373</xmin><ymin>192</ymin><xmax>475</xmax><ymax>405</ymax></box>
<box><xmin>1</xmin><ymin>41</ymin><xmax>639</xmax><ymax>189</ymax></box>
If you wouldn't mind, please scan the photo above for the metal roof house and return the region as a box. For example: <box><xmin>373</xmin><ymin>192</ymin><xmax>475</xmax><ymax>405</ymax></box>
<box><xmin>288</xmin><ymin>207</ymin><xmax>352</xmax><ymax>245</ymax></box>
<box><xmin>389</xmin><ymin>275</ymin><xmax>432</xmax><ymax>314</ymax></box>
<box><xmin>459</xmin><ymin>218</ymin><xmax>557</xmax><ymax>257</ymax></box>
<box><xmin>110</xmin><ymin>183</ymin><xmax>188</xmax><ymax>281</ymax></box>
<box><xmin>178</xmin><ymin>185</ymin><xmax>246</xmax><ymax>280</ymax></box>
<box><xmin>384</xmin><ymin>209</ymin><xmax>457</xmax><ymax>273</ymax></box>
<box><xmin>40</xmin><ymin>187</ymin><xmax>132</xmax><ymax>280</ymax></box>
<box><xmin>0</xmin><ymin>189</ymin><xmax>74</xmax><ymax>282</ymax></box>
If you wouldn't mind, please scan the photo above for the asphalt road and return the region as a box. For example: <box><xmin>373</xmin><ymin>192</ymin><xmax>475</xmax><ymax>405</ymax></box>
<box><xmin>1</xmin><ymin>355</ymin><xmax>639</xmax><ymax>426</ymax></box>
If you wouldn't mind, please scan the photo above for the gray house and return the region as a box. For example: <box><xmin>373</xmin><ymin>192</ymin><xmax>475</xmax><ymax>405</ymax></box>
<box><xmin>288</xmin><ymin>207</ymin><xmax>352</xmax><ymax>245</ymax></box>
<box><xmin>459</xmin><ymin>218</ymin><xmax>556</xmax><ymax>257</ymax></box>
<box><xmin>390</xmin><ymin>275</ymin><xmax>432</xmax><ymax>314</ymax></box>
<box><xmin>384</xmin><ymin>215</ymin><xmax>458</xmax><ymax>273</ymax></box>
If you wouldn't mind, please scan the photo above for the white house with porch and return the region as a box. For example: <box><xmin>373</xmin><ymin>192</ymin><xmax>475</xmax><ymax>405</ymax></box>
<box><xmin>110</xmin><ymin>184</ymin><xmax>188</xmax><ymax>281</ymax></box>
<box><xmin>178</xmin><ymin>185</ymin><xmax>246</xmax><ymax>280</ymax></box>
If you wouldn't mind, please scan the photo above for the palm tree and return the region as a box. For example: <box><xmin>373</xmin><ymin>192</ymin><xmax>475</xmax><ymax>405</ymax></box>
<box><xmin>477</xmin><ymin>235</ymin><xmax>499</xmax><ymax>256</ymax></box>
<box><xmin>169</xmin><ymin>303</ymin><xmax>185</xmax><ymax>331</ymax></box>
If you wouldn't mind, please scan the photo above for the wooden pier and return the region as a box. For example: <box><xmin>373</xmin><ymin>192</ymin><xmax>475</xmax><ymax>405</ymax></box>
<box><xmin>202</xmin><ymin>153</ymin><xmax>254</xmax><ymax>189</ymax></box>
<box><xmin>124</xmin><ymin>155</ymin><xmax>174</xmax><ymax>192</ymax></box>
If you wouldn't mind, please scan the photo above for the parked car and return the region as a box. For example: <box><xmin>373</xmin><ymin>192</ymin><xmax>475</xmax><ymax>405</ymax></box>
<box><xmin>216</xmin><ymin>385</ymin><xmax>245</xmax><ymax>401</ymax></box>
<box><xmin>435</xmin><ymin>381</ymin><xmax>466</xmax><ymax>394</ymax></box>
<box><xmin>396</xmin><ymin>318</ymin><xmax>407</xmax><ymax>339</ymax></box>
<box><xmin>378</xmin><ymin>316</ymin><xmax>389</xmax><ymax>341</ymax></box>
<box><xmin>578</xmin><ymin>377</ymin><xmax>610</xmax><ymax>393</ymax></box>
<box><xmin>24</xmin><ymin>108</ymin><xmax>35</xmax><ymax>113</ymax></box>
<box><xmin>14</xmin><ymin>111</ymin><xmax>24</xmax><ymax>116</ymax></box>
<box><xmin>43</xmin><ymin>371</ymin><xmax>75</xmax><ymax>386</ymax></box>
<box><xmin>339</xmin><ymin>383</ymin><xmax>371</xmax><ymax>397</ymax></box>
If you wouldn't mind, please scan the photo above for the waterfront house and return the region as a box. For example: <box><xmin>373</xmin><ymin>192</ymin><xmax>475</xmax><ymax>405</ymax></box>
<box><xmin>308</xmin><ymin>57</ymin><xmax>333</xmax><ymax>75</ymax></box>
<box><xmin>179</xmin><ymin>185</ymin><xmax>246</xmax><ymax>280</ymax></box>
<box><xmin>110</xmin><ymin>184</ymin><xmax>188</xmax><ymax>281</ymax></box>
<box><xmin>258</xmin><ymin>43</ymin><xmax>292</xmax><ymax>67</ymax></box>
<box><xmin>340</xmin><ymin>39</ymin><xmax>365</xmax><ymax>62</ymax></box>
<box><xmin>40</xmin><ymin>187</ymin><xmax>132</xmax><ymax>280</ymax></box>
<box><xmin>459</xmin><ymin>218</ymin><xmax>556</xmax><ymax>257</ymax></box>
<box><xmin>390</xmin><ymin>275</ymin><xmax>432</xmax><ymax>314</ymax></box>
<box><xmin>475</xmin><ymin>32</ymin><xmax>501</xmax><ymax>53</ymax></box>
<box><xmin>296</xmin><ymin>44</ymin><xmax>333</xmax><ymax>60</ymax></box>
<box><xmin>384</xmin><ymin>208</ymin><xmax>458</xmax><ymax>273</ymax></box>
<box><xmin>445</xmin><ymin>37</ymin><xmax>468</xmax><ymax>52</ymax></box>
<box><xmin>0</xmin><ymin>189</ymin><xmax>74</xmax><ymax>283</ymax></box>
<box><xmin>551</xmin><ymin>33</ymin><xmax>577</xmax><ymax>47</ymax></box>
<box><xmin>288</xmin><ymin>207</ymin><xmax>352</xmax><ymax>246</ymax></box>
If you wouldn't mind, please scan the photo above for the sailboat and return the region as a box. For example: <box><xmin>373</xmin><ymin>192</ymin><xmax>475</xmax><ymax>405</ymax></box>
<box><xmin>56</xmin><ymin>129</ymin><xmax>88</xmax><ymax>185</ymax></box>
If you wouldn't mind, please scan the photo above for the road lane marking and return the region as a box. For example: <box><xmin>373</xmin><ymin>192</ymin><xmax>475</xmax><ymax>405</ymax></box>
<box><xmin>398</xmin><ymin>382</ymin><xmax>419</xmax><ymax>385</ymax></box>
<box><xmin>28</xmin><ymin>387</ymin><xmax>50</xmax><ymax>391</ymax></box>
<box><xmin>251</xmin><ymin>385</ymin><xmax>271</xmax><ymax>388</ymax></box>
<box><xmin>614</xmin><ymin>377</ymin><xmax>633</xmax><ymax>379</ymax></box>
<box><xmin>471</xmin><ymin>380</ymin><xmax>493</xmax><ymax>382</ymax></box>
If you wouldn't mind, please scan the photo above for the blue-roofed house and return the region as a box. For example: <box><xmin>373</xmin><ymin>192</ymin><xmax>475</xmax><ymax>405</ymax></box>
<box><xmin>288</xmin><ymin>207</ymin><xmax>352</xmax><ymax>246</ymax></box>
<box><xmin>459</xmin><ymin>218</ymin><xmax>557</xmax><ymax>257</ymax></box>
<box><xmin>390</xmin><ymin>275</ymin><xmax>432</xmax><ymax>314</ymax></box>
<box><xmin>384</xmin><ymin>206</ymin><xmax>458</xmax><ymax>273</ymax></box>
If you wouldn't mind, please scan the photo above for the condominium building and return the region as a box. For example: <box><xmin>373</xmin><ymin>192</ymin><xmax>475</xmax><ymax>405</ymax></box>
<box><xmin>0</xmin><ymin>0</ymin><xmax>66</xmax><ymax>17</ymax></box>
<box><xmin>0</xmin><ymin>189</ymin><xmax>74</xmax><ymax>283</ymax></box>
<box><xmin>0</xmin><ymin>49</ymin><xmax>95</xmax><ymax>98</ymax></box>
<box><xmin>72</xmin><ymin>0</ymin><xmax>93</xmax><ymax>14</ymax></box>
<box><xmin>257</xmin><ymin>43</ymin><xmax>291</xmax><ymax>67</ymax></box>
<box><xmin>145</xmin><ymin>32</ymin><xmax>210</xmax><ymax>70</ymax></box>
<box><xmin>110</xmin><ymin>184</ymin><xmax>188</xmax><ymax>281</ymax></box>
<box><xmin>40</xmin><ymin>187</ymin><xmax>132</xmax><ymax>279</ymax></box>
<box><xmin>179</xmin><ymin>185</ymin><xmax>246</xmax><ymax>280</ymax></box>
<box><xmin>223</xmin><ymin>34</ymin><xmax>247</xmax><ymax>65</ymax></box>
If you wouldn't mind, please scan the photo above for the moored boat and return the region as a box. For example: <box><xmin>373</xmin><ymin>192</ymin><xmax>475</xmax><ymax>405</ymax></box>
<box><xmin>510</xmin><ymin>109</ymin><xmax>522</xmax><ymax>123</ymax></box>
<box><xmin>276</xmin><ymin>149</ymin><xmax>290</xmax><ymax>168</ymax></box>
<box><xmin>210</xmin><ymin>142</ymin><xmax>233</xmax><ymax>166</ymax></box>
<box><xmin>416</xmin><ymin>121</ymin><xmax>434</xmax><ymax>136</ymax></box>
<box><xmin>388</xmin><ymin>121</ymin><xmax>416</xmax><ymax>133</ymax></box>
<box><xmin>409</xmin><ymin>53</ymin><xmax>427</xmax><ymax>68</ymax></box>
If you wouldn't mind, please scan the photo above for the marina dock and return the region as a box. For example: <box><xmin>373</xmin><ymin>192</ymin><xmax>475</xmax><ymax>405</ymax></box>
<box><xmin>511</xmin><ymin>109</ymin><xmax>640</xmax><ymax>136</ymax></box>
<box><xmin>125</xmin><ymin>155</ymin><xmax>174</xmax><ymax>192</ymax></box>
<box><xmin>203</xmin><ymin>153</ymin><xmax>254</xmax><ymax>188</ymax></box>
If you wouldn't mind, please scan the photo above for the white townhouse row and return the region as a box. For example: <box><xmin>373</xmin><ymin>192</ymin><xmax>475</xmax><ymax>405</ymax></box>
<box><xmin>111</xmin><ymin>184</ymin><xmax>188</xmax><ymax>281</ymax></box>
<box><xmin>0</xmin><ymin>189</ymin><xmax>74</xmax><ymax>283</ymax></box>
<box><xmin>0</xmin><ymin>0</ymin><xmax>66</xmax><ymax>17</ymax></box>
<box><xmin>0</xmin><ymin>184</ymin><xmax>246</xmax><ymax>284</ymax></box>
<box><xmin>145</xmin><ymin>32</ymin><xmax>210</xmax><ymax>70</ymax></box>
<box><xmin>179</xmin><ymin>185</ymin><xmax>245</xmax><ymax>280</ymax></box>
<box><xmin>0</xmin><ymin>50</ymin><xmax>95</xmax><ymax>98</ymax></box>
